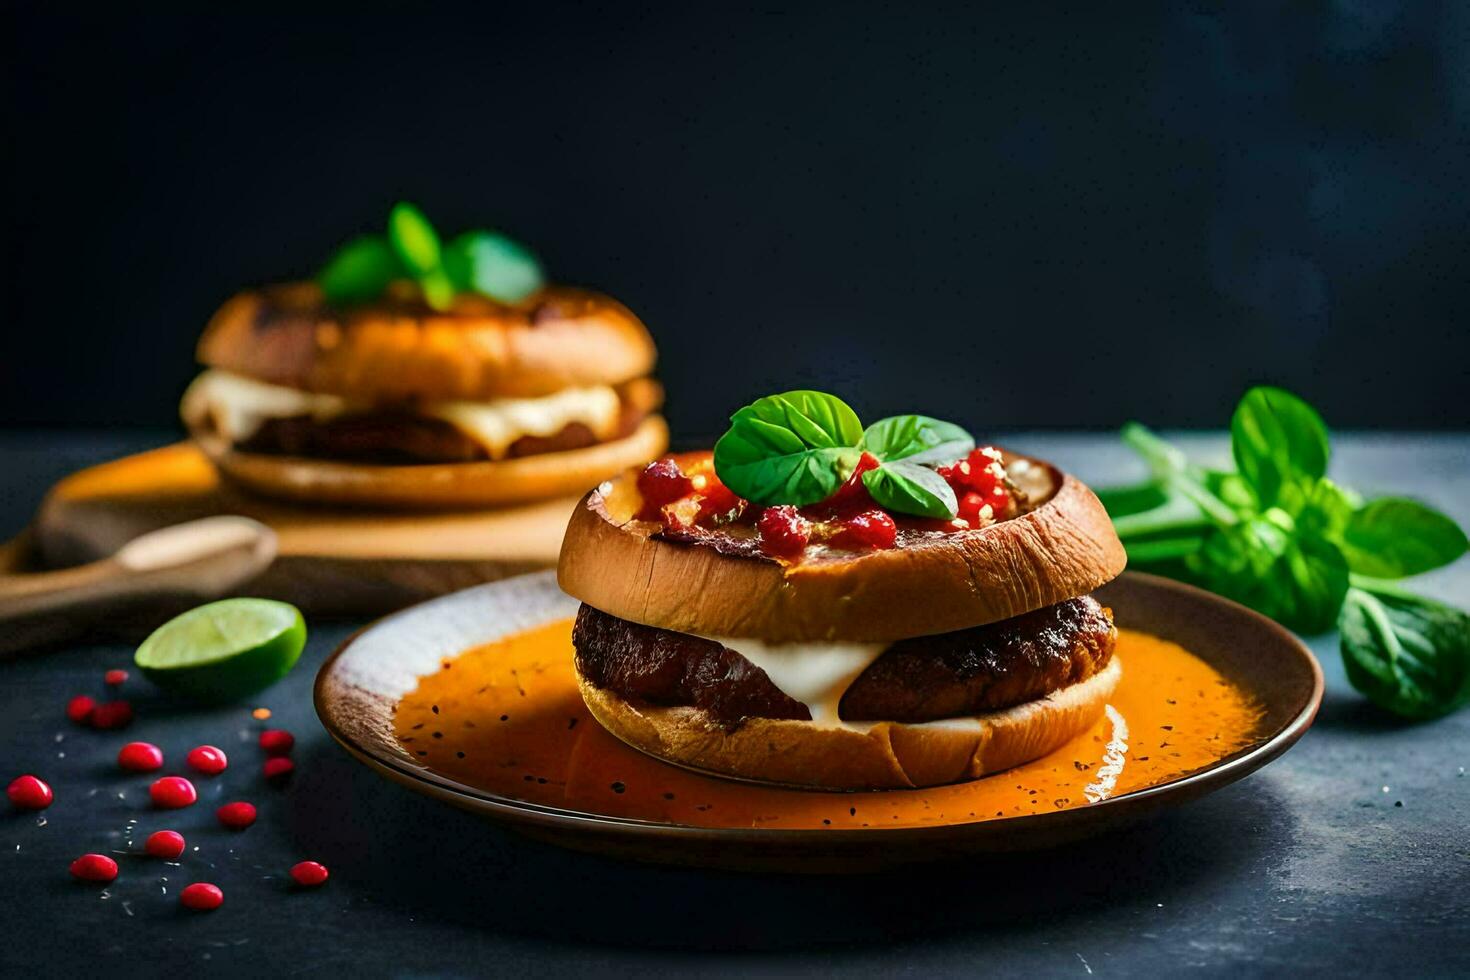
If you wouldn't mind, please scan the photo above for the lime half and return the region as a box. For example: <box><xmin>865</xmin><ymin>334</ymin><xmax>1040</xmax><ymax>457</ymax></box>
<box><xmin>135</xmin><ymin>598</ymin><xmax>306</xmax><ymax>704</ymax></box>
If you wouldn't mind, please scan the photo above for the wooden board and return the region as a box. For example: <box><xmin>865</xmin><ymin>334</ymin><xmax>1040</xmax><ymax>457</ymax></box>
<box><xmin>8</xmin><ymin>443</ymin><xmax>578</xmax><ymax>619</ymax></box>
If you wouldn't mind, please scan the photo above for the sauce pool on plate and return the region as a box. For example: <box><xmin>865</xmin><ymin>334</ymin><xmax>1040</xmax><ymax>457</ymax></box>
<box><xmin>392</xmin><ymin>621</ymin><xmax>1262</xmax><ymax>829</ymax></box>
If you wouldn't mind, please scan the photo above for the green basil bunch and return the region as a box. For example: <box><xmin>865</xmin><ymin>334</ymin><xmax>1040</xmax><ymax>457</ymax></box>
<box><xmin>1102</xmin><ymin>386</ymin><xmax>1470</xmax><ymax>720</ymax></box>
<box><xmin>711</xmin><ymin>391</ymin><xmax>973</xmax><ymax>519</ymax></box>
<box><xmin>317</xmin><ymin>202</ymin><xmax>544</xmax><ymax>310</ymax></box>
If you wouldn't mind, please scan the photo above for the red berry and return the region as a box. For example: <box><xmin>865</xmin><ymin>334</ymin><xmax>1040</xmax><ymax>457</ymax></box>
<box><xmin>90</xmin><ymin>700</ymin><xmax>134</xmax><ymax>730</ymax></box>
<box><xmin>145</xmin><ymin>830</ymin><xmax>185</xmax><ymax>860</ymax></box>
<box><xmin>757</xmin><ymin>505</ymin><xmax>812</xmax><ymax>557</ymax></box>
<box><xmin>831</xmin><ymin>509</ymin><xmax>898</xmax><ymax>550</ymax></box>
<box><xmin>824</xmin><ymin>452</ymin><xmax>882</xmax><ymax>513</ymax></box>
<box><xmin>216</xmin><ymin>801</ymin><xmax>257</xmax><ymax>830</ymax></box>
<box><xmin>263</xmin><ymin>757</ymin><xmax>295</xmax><ymax>782</ymax></box>
<box><xmin>290</xmin><ymin>860</ymin><xmax>329</xmax><ymax>887</ymax></box>
<box><xmin>180</xmin><ymin>882</ymin><xmax>223</xmax><ymax>911</ymax></box>
<box><xmin>70</xmin><ymin>853</ymin><xmax>118</xmax><ymax>883</ymax></box>
<box><xmin>7</xmin><ymin>774</ymin><xmax>53</xmax><ymax>810</ymax></box>
<box><xmin>150</xmin><ymin>776</ymin><xmax>197</xmax><ymax>809</ymax></box>
<box><xmin>117</xmin><ymin>742</ymin><xmax>164</xmax><ymax>773</ymax></box>
<box><xmin>259</xmin><ymin>729</ymin><xmax>295</xmax><ymax>755</ymax></box>
<box><xmin>104</xmin><ymin>669</ymin><xmax>128</xmax><ymax>687</ymax></box>
<box><xmin>636</xmin><ymin>458</ymin><xmax>693</xmax><ymax>514</ymax></box>
<box><xmin>186</xmin><ymin>745</ymin><xmax>228</xmax><ymax>775</ymax></box>
<box><xmin>66</xmin><ymin>695</ymin><xmax>97</xmax><ymax>726</ymax></box>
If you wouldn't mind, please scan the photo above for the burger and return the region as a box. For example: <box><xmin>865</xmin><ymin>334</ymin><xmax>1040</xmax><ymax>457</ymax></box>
<box><xmin>557</xmin><ymin>390</ymin><xmax>1127</xmax><ymax>789</ymax></box>
<box><xmin>181</xmin><ymin>203</ymin><xmax>667</xmax><ymax>509</ymax></box>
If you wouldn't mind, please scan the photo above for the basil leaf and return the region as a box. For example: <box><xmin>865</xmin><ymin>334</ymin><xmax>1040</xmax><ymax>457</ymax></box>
<box><xmin>1186</xmin><ymin>512</ymin><xmax>1347</xmax><ymax>634</ymax></box>
<box><xmin>444</xmin><ymin>231</ymin><xmax>544</xmax><ymax>303</ymax></box>
<box><xmin>388</xmin><ymin>201</ymin><xmax>443</xmax><ymax>276</ymax></box>
<box><xmin>318</xmin><ymin>235</ymin><xmax>403</xmax><ymax>304</ymax></box>
<box><xmin>1297</xmin><ymin>478</ymin><xmax>1356</xmax><ymax>541</ymax></box>
<box><xmin>1339</xmin><ymin>498</ymin><xmax>1468</xmax><ymax>578</ymax></box>
<box><xmin>862</xmin><ymin>460</ymin><xmax>958</xmax><ymax>519</ymax></box>
<box><xmin>1340</xmin><ymin>587</ymin><xmax>1470</xmax><ymax>720</ymax></box>
<box><xmin>1230</xmin><ymin>386</ymin><xmax>1330</xmax><ymax>509</ymax></box>
<box><xmin>861</xmin><ymin>415</ymin><xmax>973</xmax><ymax>466</ymax></box>
<box><xmin>712</xmin><ymin>391</ymin><xmax>863</xmax><ymax>506</ymax></box>
<box><xmin>419</xmin><ymin>267</ymin><xmax>456</xmax><ymax>312</ymax></box>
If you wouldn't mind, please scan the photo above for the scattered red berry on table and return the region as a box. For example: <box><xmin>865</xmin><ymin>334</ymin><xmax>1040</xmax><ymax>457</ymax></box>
<box><xmin>259</xmin><ymin>729</ymin><xmax>294</xmax><ymax>755</ymax></box>
<box><xmin>117</xmin><ymin>742</ymin><xmax>164</xmax><ymax>773</ymax></box>
<box><xmin>103</xmin><ymin>669</ymin><xmax>128</xmax><ymax>687</ymax></box>
<box><xmin>757</xmin><ymin>505</ymin><xmax>812</xmax><ymax>557</ymax></box>
<box><xmin>186</xmin><ymin>745</ymin><xmax>228</xmax><ymax>775</ymax></box>
<box><xmin>7</xmin><ymin>774</ymin><xmax>53</xmax><ymax>810</ymax></box>
<box><xmin>89</xmin><ymin>700</ymin><xmax>134</xmax><ymax>730</ymax></box>
<box><xmin>831</xmin><ymin>509</ymin><xmax>898</xmax><ymax>549</ymax></box>
<box><xmin>636</xmin><ymin>458</ymin><xmax>694</xmax><ymax>516</ymax></box>
<box><xmin>263</xmin><ymin>757</ymin><xmax>295</xmax><ymax>782</ymax></box>
<box><xmin>217</xmin><ymin>801</ymin><xmax>257</xmax><ymax>830</ymax></box>
<box><xmin>145</xmin><ymin>830</ymin><xmax>186</xmax><ymax>860</ymax></box>
<box><xmin>150</xmin><ymin>776</ymin><xmax>197</xmax><ymax>809</ymax></box>
<box><xmin>290</xmin><ymin>861</ymin><xmax>329</xmax><ymax>887</ymax></box>
<box><xmin>180</xmin><ymin>882</ymin><xmax>223</xmax><ymax>911</ymax></box>
<box><xmin>65</xmin><ymin>695</ymin><xmax>97</xmax><ymax>725</ymax></box>
<box><xmin>70</xmin><ymin>854</ymin><xmax>118</xmax><ymax>883</ymax></box>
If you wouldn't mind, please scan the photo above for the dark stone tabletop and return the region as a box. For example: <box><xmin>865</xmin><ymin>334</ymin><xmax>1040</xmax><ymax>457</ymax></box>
<box><xmin>2</xmin><ymin>431</ymin><xmax>1466</xmax><ymax>977</ymax></box>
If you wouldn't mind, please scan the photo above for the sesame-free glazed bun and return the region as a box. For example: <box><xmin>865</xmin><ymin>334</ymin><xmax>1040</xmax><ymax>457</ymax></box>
<box><xmin>197</xmin><ymin>282</ymin><xmax>658</xmax><ymax>402</ymax></box>
<box><xmin>557</xmin><ymin>451</ymin><xmax>1127</xmax><ymax>643</ymax></box>
<box><xmin>577</xmin><ymin>659</ymin><xmax>1121</xmax><ymax>790</ymax></box>
<box><xmin>194</xmin><ymin>415</ymin><xmax>669</xmax><ymax>510</ymax></box>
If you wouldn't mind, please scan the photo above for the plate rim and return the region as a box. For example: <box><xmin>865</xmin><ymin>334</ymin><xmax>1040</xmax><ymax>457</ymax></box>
<box><xmin>314</xmin><ymin>569</ymin><xmax>1324</xmax><ymax>844</ymax></box>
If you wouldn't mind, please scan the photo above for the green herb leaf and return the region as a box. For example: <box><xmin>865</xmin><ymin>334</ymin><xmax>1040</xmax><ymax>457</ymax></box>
<box><xmin>1340</xmin><ymin>498</ymin><xmax>1469</xmax><ymax>579</ymax></box>
<box><xmin>443</xmin><ymin>231</ymin><xmax>545</xmax><ymax>303</ymax></box>
<box><xmin>418</xmin><ymin>268</ymin><xmax>456</xmax><ymax>312</ymax></box>
<box><xmin>862</xmin><ymin>461</ymin><xmax>958</xmax><ymax>519</ymax></box>
<box><xmin>1230</xmin><ymin>386</ymin><xmax>1330</xmax><ymax>509</ymax></box>
<box><xmin>713</xmin><ymin>391</ymin><xmax>864</xmax><ymax>506</ymax></box>
<box><xmin>860</xmin><ymin>415</ymin><xmax>973</xmax><ymax>466</ymax></box>
<box><xmin>318</xmin><ymin>235</ymin><xmax>403</xmax><ymax>305</ymax></box>
<box><xmin>1187</xmin><ymin>511</ymin><xmax>1348</xmax><ymax>634</ymax></box>
<box><xmin>388</xmin><ymin>201</ymin><xmax>443</xmax><ymax>276</ymax></box>
<box><xmin>1340</xmin><ymin>587</ymin><xmax>1470</xmax><ymax>720</ymax></box>
<box><xmin>1095</xmin><ymin>481</ymin><xmax>1172</xmax><ymax>519</ymax></box>
<box><xmin>1296</xmin><ymin>477</ymin><xmax>1356</xmax><ymax>540</ymax></box>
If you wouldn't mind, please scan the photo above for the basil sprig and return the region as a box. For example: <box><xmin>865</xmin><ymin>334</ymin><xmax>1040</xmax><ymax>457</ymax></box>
<box><xmin>712</xmin><ymin>393</ymin><xmax>973</xmax><ymax>517</ymax></box>
<box><xmin>318</xmin><ymin>202</ymin><xmax>544</xmax><ymax>310</ymax></box>
<box><xmin>1099</xmin><ymin>385</ymin><xmax>1470</xmax><ymax>720</ymax></box>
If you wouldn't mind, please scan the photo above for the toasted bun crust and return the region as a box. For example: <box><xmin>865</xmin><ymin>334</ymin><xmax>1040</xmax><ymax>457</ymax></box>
<box><xmin>197</xmin><ymin>282</ymin><xmax>658</xmax><ymax>401</ymax></box>
<box><xmin>577</xmin><ymin>658</ymin><xmax>1121</xmax><ymax>790</ymax></box>
<box><xmin>197</xmin><ymin>416</ymin><xmax>668</xmax><ymax>510</ymax></box>
<box><xmin>557</xmin><ymin>452</ymin><xmax>1127</xmax><ymax>642</ymax></box>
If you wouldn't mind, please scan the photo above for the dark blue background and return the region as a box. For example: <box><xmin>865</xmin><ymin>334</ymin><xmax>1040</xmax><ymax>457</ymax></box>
<box><xmin>5</xmin><ymin>2</ymin><xmax>1468</xmax><ymax>433</ymax></box>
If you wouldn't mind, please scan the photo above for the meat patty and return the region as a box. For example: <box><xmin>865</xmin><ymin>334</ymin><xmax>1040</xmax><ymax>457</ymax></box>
<box><xmin>234</xmin><ymin>378</ymin><xmax>660</xmax><ymax>464</ymax></box>
<box><xmin>572</xmin><ymin>605</ymin><xmax>811</xmax><ymax>726</ymax></box>
<box><xmin>838</xmin><ymin>595</ymin><xmax>1115</xmax><ymax>722</ymax></box>
<box><xmin>572</xmin><ymin>596</ymin><xmax>1115</xmax><ymax>728</ymax></box>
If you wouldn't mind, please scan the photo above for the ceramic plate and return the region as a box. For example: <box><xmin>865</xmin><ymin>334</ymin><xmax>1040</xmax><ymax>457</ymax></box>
<box><xmin>315</xmin><ymin>571</ymin><xmax>1321</xmax><ymax>872</ymax></box>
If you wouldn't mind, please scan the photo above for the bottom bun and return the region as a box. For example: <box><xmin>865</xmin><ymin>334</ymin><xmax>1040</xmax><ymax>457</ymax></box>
<box><xmin>196</xmin><ymin>415</ymin><xmax>668</xmax><ymax>510</ymax></box>
<box><xmin>577</xmin><ymin>657</ymin><xmax>1122</xmax><ymax>790</ymax></box>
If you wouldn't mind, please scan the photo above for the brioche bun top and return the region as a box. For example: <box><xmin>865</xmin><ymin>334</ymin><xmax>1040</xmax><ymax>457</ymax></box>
<box><xmin>197</xmin><ymin>282</ymin><xmax>657</xmax><ymax>402</ymax></box>
<box><xmin>557</xmin><ymin>450</ymin><xmax>1127</xmax><ymax>643</ymax></box>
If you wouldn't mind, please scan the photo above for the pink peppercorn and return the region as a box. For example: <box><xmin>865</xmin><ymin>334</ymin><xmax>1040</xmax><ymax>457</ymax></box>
<box><xmin>263</xmin><ymin>757</ymin><xmax>295</xmax><ymax>782</ymax></box>
<box><xmin>145</xmin><ymin>830</ymin><xmax>186</xmax><ymax>860</ymax></box>
<box><xmin>258</xmin><ymin>729</ymin><xmax>294</xmax><ymax>755</ymax></box>
<box><xmin>150</xmin><ymin>776</ymin><xmax>197</xmax><ymax>809</ymax></box>
<box><xmin>117</xmin><ymin>742</ymin><xmax>164</xmax><ymax>772</ymax></box>
<box><xmin>186</xmin><ymin>745</ymin><xmax>228</xmax><ymax>775</ymax></box>
<box><xmin>65</xmin><ymin>695</ymin><xmax>97</xmax><ymax>725</ymax></box>
<box><xmin>7</xmin><ymin>774</ymin><xmax>53</xmax><ymax>810</ymax></box>
<box><xmin>70</xmin><ymin>854</ymin><xmax>118</xmax><ymax>883</ymax></box>
<box><xmin>104</xmin><ymin>669</ymin><xmax>128</xmax><ymax>686</ymax></box>
<box><xmin>216</xmin><ymin>801</ymin><xmax>257</xmax><ymax>830</ymax></box>
<box><xmin>89</xmin><ymin>701</ymin><xmax>134</xmax><ymax>730</ymax></box>
<box><xmin>290</xmin><ymin>861</ymin><xmax>329</xmax><ymax>887</ymax></box>
<box><xmin>180</xmin><ymin>882</ymin><xmax>223</xmax><ymax>911</ymax></box>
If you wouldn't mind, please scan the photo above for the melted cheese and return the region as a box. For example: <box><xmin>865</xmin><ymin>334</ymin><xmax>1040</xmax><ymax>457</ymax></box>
<box><xmin>706</xmin><ymin>635</ymin><xmax>889</xmax><ymax>725</ymax></box>
<box><xmin>181</xmin><ymin>370</ymin><xmax>622</xmax><ymax>460</ymax></box>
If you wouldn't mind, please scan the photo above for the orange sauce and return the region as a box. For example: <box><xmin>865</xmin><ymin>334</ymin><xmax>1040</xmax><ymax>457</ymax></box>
<box><xmin>393</xmin><ymin>622</ymin><xmax>1262</xmax><ymax>829</ymax></box>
